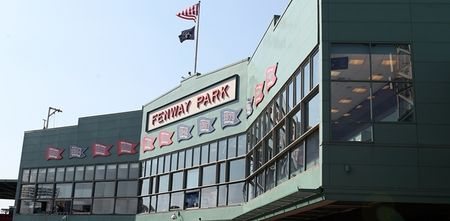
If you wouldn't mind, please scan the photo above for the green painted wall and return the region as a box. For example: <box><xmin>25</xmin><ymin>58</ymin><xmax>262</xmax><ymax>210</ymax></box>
<box><xmin>321</xmin><ymin>0</ymin><xmax>450</xmax><ymax>204</ymax></box>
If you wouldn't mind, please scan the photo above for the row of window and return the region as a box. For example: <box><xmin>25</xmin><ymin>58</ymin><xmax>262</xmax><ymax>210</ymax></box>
<box><xmin>330</xmin><ymin>43</ymin><xmax>414</xmax><ymax>142</ymax></box>
<box><xmin>22</xmin><ymin>162</ymin><xmax>140</xmax><ymax>184</ymax></box>
<box><xmin>141</xmin><ymin>134</ymin><xmax>246</xmax><ymax>177</ymax></box>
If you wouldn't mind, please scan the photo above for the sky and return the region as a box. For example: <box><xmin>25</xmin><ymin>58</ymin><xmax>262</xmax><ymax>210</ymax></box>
<box><xmin>0</xmin><ymin>0</ymin><xmax>289</xmax><ymax>209</ymax></box>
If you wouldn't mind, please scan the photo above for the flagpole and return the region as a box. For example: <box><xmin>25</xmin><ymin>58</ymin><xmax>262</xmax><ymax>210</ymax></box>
<box><xmin>194</xmin><ymin>1</ymin><xmax>201</xmax><ymax>74</ymax></box>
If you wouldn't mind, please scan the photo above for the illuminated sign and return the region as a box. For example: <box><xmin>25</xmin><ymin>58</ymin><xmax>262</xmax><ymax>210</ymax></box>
<box><xmin>147</xmin><ymin>76</ymin><xmax>238</xmax><ymax>131</ymax></box>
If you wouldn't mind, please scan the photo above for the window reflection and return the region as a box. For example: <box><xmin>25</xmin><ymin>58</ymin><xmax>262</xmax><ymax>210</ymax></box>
<box><xmin>185</xmin><ymin>191</ymin><xmax>199</xmax><ymax>208</ymax></box>
<box><xmin>228</xmin><ymin>182</ymin><xmax>245</xmax><ymax>205</ymax></box>
<box><xmin>202</xmin><ymin>165</ymin><xmax>216</xmax><ymax>185</ymax></box>
<box><xmin>201</xmin><ymin>187</ymin><xmax>217</xmax><ymax>208</ymax></box>
<box><xmin>331</xmin><ymin>44</ymin><xmax>370</xmax><ymax>81</ymax></box>
<box><xmin>170</xmin><ymin>192</ymin><xmax>184</xmax><ymax>210</ymax></box>
<box><xmin>290</xmin><ymin>143</ymin><xmax>304</xmax><ymax>177</ymax></box>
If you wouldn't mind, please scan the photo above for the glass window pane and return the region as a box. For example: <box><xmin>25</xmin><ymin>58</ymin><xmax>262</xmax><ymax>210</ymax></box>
<box><xmin>280</xmin><ymin>88</ymin><xmax>287</xmax><ymax>119</ymax></box>
<box><xmin>265</xmin><ymin>104</ymin><xmax>274</xmax><ymax>133</ymax></box>
<box><xmin>218</xmin><ymin>185</ymin><xmax>227</xmax><ymax>206</ymax></box>
<box><xmin>306</xmin><ymin>131</ymin><xmax>320</xmax><ymax>170</ymax></box>
<box><xmin>307</xmin><ymin>94</ymin><xmax>320</xmax><ymax>130</ymax></box>
<box><xmin>72</xmin><ymin>199</ymin><xmax>91</xmax><ymax>215</ymax></box>
<box><xmin>290</xmin><ymin>143</ymin><xmax>304</xmax><ymax>177</ymax></box>
<box><xmin>37</xmin><ymin>184</ymin><xmax>53</xmax><ymax>199</ymax></box>
<box><xmin>172</xmin><ymin>172</ymin><xmax>183</xmax><ymax>191</ymax></box>
<box><xmin>372</xmin><ymin>82</ymin><xmax>414</xmax><ymax>122</ymax></box>
<box><xmin>37</xmin><ymin>168</ymin><xmax>46</xmax><ymax>183</ymax></box>
<box><xmin>151</xmin><ymin>158</ymin><xmax>158</xmax><ymax>175</ymax></box>
<box><xmin>202</xmin><ymin>165</ymin><xmax>216</xmax><ymax>186</ymax></box>
<box><xmin>158</xmin><ymin>156</ymin><xmax>164</xmax><ymax>174</ymax></box>
<box><xmin>201</xmin><ymin>187</ymin><xmax>217</xmax><ymax>208</ymax></box>
<box><xmin>106</xmin><ymin>164</ymin><xmax>116</xmax><ymax>180</ymax></box>
<box><xmin>75</xmin><ymin>166</ymin><xmax>84</xmax><ymax>181</ymax></box>
<box><xmin>209</xmin><ymin>141</ymin><xmax>217</xmax><ymax>162</ymax></box>
<box><xmin>265</xmin><ymin>134</ymin><xmax>274</xmax><ymax>163</ymax></box>
<box><xmin>295</xmin><ymin>70</ymin><xmax>302</xmax><ymax>103</ymax></box>
<box><xmin>20</xmin><ymin>185</ymin><xmax>35</xmax><ymax>199</ymax></box>
<box><xmin>55</xmin><ymin>183</ymin><xmax>72</xmax><ymax>198</ymax></box>
<box><xmin>150</xmin><ymin>196</ymin><xmax>156</xmax><ymax>213</ymax></box>
<box><xmin>332</xmin><ymin>122</ymin><xmax>373</xmax><ymax>142</ymax></box>
<box><xmin>94</xmin><ymin>182</ymin><xmax>115</xmax><ymax>197</ymax></box>
<box><xmin>186</xmin><ymin>169</ymin><xmax>199</xmax><ymax>189</ymax></box>
<box><xmin>141</xmin><ymin>161</ymin><xmax>145</xmax><ymax>177</ymax></box>
<box><xmin>237</xmin><ymin>134</ymin><xmax>247</xmax><ymax>156</ymax></box>
<box><xmin>55</xmin><ymin>167</ymin><xmax>65</xmax><ymax>183</ymax></box>
<box><xmin>193</xmin><ymin>147</ymin><xmax>200</xmax><ymax>167</ymax></box>
<box><xmin>115</xmin><ymin>198</ymin><xmax>137</xmax><ymax>214</ymax></box>
<box><xmin>290</xmin><ymin>108</ymin><xmax>302</xmax><ymax>142</ymax></box>
<box><xmin>228</xmin><ymin>136</ymin><xmax>237</xmax><ymax>159</ymax></box>
<box><xmin>95</xmin><ymin>165</ymin><xmax>105</xmax><ymax>180</ymax></box>
<box><xmin>371</xmin><ymin>44</ymin><xmax>412</xmax><ymax>82</ymax></box>
<box><xmin>185</xmin><ymin>191</ymin><xmax>199</xmax><ymax>208</ymax></box>
<box><xmin>331</xmin><ymin>43</ymin><xmax>370</xmax><ymax>81</ymax></box>
<box><xmin>228</xmin><ymin>182</ymin><xmax>245</xmax><ymax>205</ymax></box>
<box><xmin>255</xmin><ymin>146</ymin><xmax>263</xmax><ymax>170</ymax></box>
<box><xmin>141</xmin><ymin>178</ymin><xmax>149</xmax><ymax>196</ymax></box>
<box><xmin>312</xmin><ymin>52</ymin><xmax>320</xmax><ymax>87</ymax></box>
<box><xmin>219</xmin><ymin>162</ymin><xmax>226</xmax><ymax>183</ymax></box>
<box><xmin>178</xmin><ymin>151</ymin><xmax>185</xmax><ymax>170</ymax></box>
<box><xmin>55</xmin><ymin>200</ymin><xmax>71</xmax><ymax>215</ymax></box>
<box><xmin>30</xmin><ymin>169</ymin><xmax>39</xmax><ymax>183</ymax></box>
<box><xmin>218</xmin><ymin>139</ymin><xmax>227</xmax><ymax>161</ymax></box>
<box><xmin>118</xmin><ymin>164</ymin><xmax>129</xmax><ymax>179</ymax></box>
<box><xmin>158</xmin><ymin>175</ymin><xmax>169</xmax><ymax>193</ymax></box>
<box><xmin>19</xmin><ymin>200</ymin><xmax>34</xmax><ymax>214</ymax></box>
<box><xmin>65</xmin><ymin>167</ymin><xmax>74</xmax><ymax>182</ymax></box>
<box><xmin>229</xmin><ymin>159</ymin><xmax>245</xmax><ymax>181</ymax></box>
<box><xmin>171</xmin><ymin>153</ymin><xmax>178</xmax><ymax>171</ymax></box>
<box><xmin>277</xmin><ymin>154</ymin><xmax>289</xmax><ymax>184</ymax></box>
<box><xmin>164</xmin><ymin>155</ymin><xmax>171</xmax><ymax>173</ymax></box>
<box><xmin>74</xmin><ymin>183</ymin><xmax>92</xmax><ymax>198</ymax></box>
<box><xmin>46</xmin><ymin>168</ymin><xmax>55</xmax><ymax>183</ymax></box>
<box><xmin>170</xmin><ymin>192</ymin><xmax>184</xmax><ymax>210</ymax></box>
<box><xmin>276</xmin><ymin>124</ymin><xmax>287</xmax><ymax>152</ymax></box>
<box><xmin>117</xmin><ymin>181</ymin><xmax>138</xmax><ymax>197</ymax></box>
<box><xmin>144</xmin><ymin>160</ymin><xmax>151</xmax><ymax>177</ymax></box>
<box><xmin>265</xmin><ymin>164</ymin><xmax>276</xmax><ymax>191</ymax></box>
<box><xmin>129</xmin><ymin>163</ymin><xmax>139</xmax><ymax>179</ymax></box>
<box><xmin>85</xmin><ymin>166</ymin><xmax>94</xmax><ymax>181</ymax></box>
<box><xmin>288</xmin><ymin>80</ymin><xmax>295</xmax><ymax>111</ymax></box>
<box><xmin>22</xmin><ymin>169</ymin><xmax>30</xmax><ymax>183</ymax></box>
<box><xmin>93</xmin><ymin>198</ymin><xmax>114</xmax><ymax>214</ymax></box>
<box><xmin>185</xmin><ymin>149</ymin><xmax>193</xmax><ymax>168</ymax></box>
<box><xmin>201</xmin><ymin>144</ymin><xmax>209</xmax><ymax>165</ymax></box>
<box><xmin>157</xmin><ymin>194</ymin><xmax>169</xmax><ymax>212</ymax></box>
<box><xmin>35</xmin><ymin>199</ymin><xmax>53</xmax><ymax>214</ymax></box>
<box><xmin>139</xmin><ymin>197</ymin><xmax>150</xmax><ymax>214</ymax></box>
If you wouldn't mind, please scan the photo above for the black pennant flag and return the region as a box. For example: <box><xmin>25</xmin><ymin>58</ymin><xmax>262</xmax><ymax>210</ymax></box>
<box><xmin>179</xmin><ymin>26</ymin><xmax>195</xmax><ymax>43</ymax></box>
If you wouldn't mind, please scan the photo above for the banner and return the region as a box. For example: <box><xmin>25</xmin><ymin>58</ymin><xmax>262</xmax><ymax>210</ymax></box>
<box><xmin>117</xmin><ymin>140</ymin><xmax>137</xmax><ymax>155</ymax></box>
<box><xmin>159</xmin><ymin>131</ymin><xmax>174</xmax><ymax>148</ymax></box>
<box><xmin>92</xmin><ymin>143</ymin><xmax>112</xmax><ymax>157</ymax></box>
<box><xmin>142</xmin><ymin>137</ymin><xmax>156</xmax><ymax>153</ymax></box>
<box><xmin>265</xmin><ymin>63</ymin><xmax>278</xmax><ymax>92</ymax></box>
<box><xmin>198</xmin><ymin>117</ymin><xmax>216</xmax><ymax>136</ymax></box>
<box><xmin>221</xmin><ymin>108</ymin><xmax>242</xmax><ymax>128</ymax></box>
<box><xmin>46</xmin><ymin>147</ymin><xmax>64</xmax><ymax>160</ymax></box>
<box><xmin>246</xmin><ymin>97</ymin><xmax>254</xmax><ymax>118</ymax></box>
<box><xmin>69</xmin><ymin>145</ymin><xmax>87</xmax><ymax>159</ymax></box>
<box><xmin>254</xmin><ymin>82</ymin><xmax>265</xmax><ymax>107</ymax></box>
<box><xmin>177</xmin><ymin>124</ymin><xmax>194</xmax><ymax>142</ymax></box>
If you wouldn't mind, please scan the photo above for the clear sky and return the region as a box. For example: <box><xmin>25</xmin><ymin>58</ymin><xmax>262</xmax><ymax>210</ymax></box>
<box><xmin>0</xmin><ymin>0</ymin><xmax>289</xmax><ymax>209</ymax></box>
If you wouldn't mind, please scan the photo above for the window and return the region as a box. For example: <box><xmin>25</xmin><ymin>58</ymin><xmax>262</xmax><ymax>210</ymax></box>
<box><xmin>34</xmin><ymin>199</ymin><xmax>52</xmax><ymax>214</ymax></box>
<box><xmin>139</xmin><ymin>197</ymin><xmax>150</xmax><ymax>214</ymax></box>
<box><xmin>46</xmin><ymin>168</ymin><xmax>55</xmax><ymax>182</ymax></box>
<box><xmin>151</xmin><ymin>158</ymin><xmax>158</xmax><ymax>175</ymax></box>
<box><xmin>312</xmin><ymin>52</ymin><xmax>320</xmax><ymax>87</ymax></box>
<box><xmin>141</xmin><ymin>179</ymin><xmax>150</xmax><ymax>196</ymax></box>
<box><xmin>95</xmin><ymin>165</ymin><xmax>105</xmax><ymax>180</ymax></box>
<box><xmin>94</xmin><ymin>182</ymin><xmax>115</xmax><ymax>197</ymax></box>
<box><xmin>55</xmin><ymin>168</ymin><xmax>64</xmax><ymax>182</ymax></box>
<box><xmin>229</xmin><ymin>159</ymin><xmax>245</xmax><ymax>181</ymax></box>
<box><xmin>93</xmin><ymin>198</ymin><xmax>114</xmax><ymax>214</ymax></box>
<box><xmin>290</xmin><ymin>143</ymin><xmax>304</xmax><ymax>177</ymax></box>
<box><xmin>202</xmin><ymin>165</ymin><xmax>216</xmax><ymax>186</ymax></box>
<box><xmin>186</xmin><ymin>169</ymin><xmax>199</xmax><ymax>189</ymax></box>
<box><xmin>201</xmin><ymin>187</ymin><xmax>217</xmax><ymax>208</ymax></box>
<box><xmin>193</xmin><ymin>147</ymin><xmax>200</xmax><ymax>167</ymax></box>
<box><xmin>22</xmin><ymin>169</ymin><xmax>30</xmax><ymax>183</ymax></box>
<box><xmin>115</xmin><ymin>198</ymin><xmax>137</xmax><ymax>214</ymax></box>
<box><xmin>306</xmin><ymin>131</ymin><xmax>319</xmax><ymax>169</ymax></box>
<box><xmin>157</xmin><ymin>194</ymin><xmax>169</xmax><ymax>212</ymax></box>
<box><xmin>307</xmin><ymin>94</ymin><xmax>320</xmax><ymax>130</ymax></box>
<box><xmin>55</xmin><ymin>183</ymin><xmax>72</xmax><ymax>198</ymax></box>
<box><xmin>201</xmin><ymin>144</ymin><xmax>209</xmax><ymax>164</ymax></box>
<box><xmin>178</xmin><ymin>151</ymin><xmax>185</xmax><ymax>170</ymax></box>
<box><xmin>237</xmin><ymin>134</ymin><xmax>247</xmax><ymax>156</ymax></box>
<box><xmin>185</xmin><ymin>149</ymin><xmax>193</xmax><ymax>167</ymax></box>
<box><xmin>129</xmin><ymin>163</ymin><xmax>140</xmax><ymax>179</ymax></box>
<box><xmin>171</xmin><ymin>153</ymin><xmax>178</xmax><ymax>171</ymax></box>
<box><xmin>277</xmin><ymin>154</ymin><xmax>289</xmax><ymax>184</ymax></box>
<box><xmin>158</xmin><ymin>175</ymin><xmax>169</xmax><ymax>193</ymax></box>
<box><xmin>29</xmin><ymin>169</ymin><xmax>38</xmax><ymax>183</ymax></box>
<box><xmin>219</xmin><ymin>162</ymin><xmax>226</xmax><ymax>183</ymax></box>
<box><xmin>117</xmin><ymin>181</ymin><xmax>138</xmax><ymax>197</ymax></box>
<box><xmin>218</xmin><ymin>185</ymin><xmax>227</xmax><ymax>206</ymax></box>
<box><xmin>295</xmin><ymin>70</ymin><xmax>302</xmax><ymax>103</ymax></box>
<box><xmin>158</xmin><ymin>156</ymin><xmax>164</xmax><ymax>174</ymax></box>
<box><xmin>290</xmin><ymin>108</ymin><xmax>302</xmax><ymax>142</ymax></box>
<box><xmin>209</xmin><ymin>141</ymin><xmax>218</xmax><ymax>162</ymax></box>
<box><xmin>19</xmin><ymin>200</ymin><xmax>33</xmax><ymax>214</ymax></box>
<box><xmin>55</xmin><ymin>200</ymin><xmax>71</xmax><ymax>215</ymax></box>
<box><xmin>265</xmin><ymin>164</ymin><xmax>276</xmax><ymax>191</ymax></box>
<box><xmin>106</xmin><ymin>164</ymin><xmax>116</xmax><ymax>180</ymax></box>
<box><xmin>72</xmin><ymin>199</ymin><xmax>91</xmax><ymax>214</ymax></box>
<box><xmin>118</xmin><ymin>164</ymin><xmax>129</xmax><ymax>179</ymax></box>
<box><xmin>170</xmin><ymin>192</ymin><xmax>184</xmax><ymax>210</ymax></box>
<box><xmin>37</xmin><ymin>168</ymin><xmax>46</xmax><ymax>183</ymax></box>
<box><xmin>184</xmin><ymin>191</ymin><xmax>199</xmax><ymax>208</ymax></box>
<box><xmin>172</xmin><ymin>172</ymin><xmax>183</xmax><ymax>191</ymax></box>
<box><xmin>288</xmin><ymin>80</ymin><xmax>295</xmax><ymax>111</ymax></box>
<box><xmin>75</xmin><ymin>166</ymin><xmax>84</xmax><ymax>181</ymax></box>
<box><xmin>228</xmin><ymin>182</ymin><xmax>245</xmax><ymax>205</ymax></box>
<box><xmin>228</xmin><ymin>136</ymin><xmax>237</xmax><ymax>158</ymax></box>
<box><xmin>164</xmin><ymin>155</ymin><xmax>171</xmax><ymax>173</ymax></box>
<box><xmin>85</xmin><ymin>166</ymin><xmax>94</xmax><ymax>180</ymax></box>
<box><xmin>20</xmin><ymin>185</ymin><xmax>35</xmax><ymax>199</ymax></box>
<box><xmin>218</xmin><ymin>139</ymin><xmax>227</xmax><ymax>161</ymax></box>
<box><xmin>65</xmin><ymin>167</ymin><xmax>74</xmax><ymax>182</ymax></box>
<box><xmin>74</xmin><ymin>183</ymin><xmax>92</xmax><ymax>198</ymax></box>
<box><xmin>37</xmin><ymin>184</ymin><xmax>53</xmax><ymax>198</ymax></box>
<box><xmin>331</xmin><ymin>43</ymin><xmax>414</xmax><ymax>142</ymax></box>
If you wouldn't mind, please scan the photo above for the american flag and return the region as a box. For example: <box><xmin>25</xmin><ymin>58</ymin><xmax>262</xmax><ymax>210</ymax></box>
<box><xmin>176</xmin><ymin>3</ymin><xmax>199</xmax><ymax>22</ymax></box>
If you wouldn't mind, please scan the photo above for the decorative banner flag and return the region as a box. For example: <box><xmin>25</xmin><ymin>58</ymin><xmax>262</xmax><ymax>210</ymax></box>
<box><xmin>117</xmin><ymin>140</ymin><xmax>137</xmax><ymax>156</ymax></box>
<box><xmin>69</xmin><ymin>145</ymin><xmax>87</xmax><ymax>159</ymax></box>
<box><xmin>246</xmin><ymin>97</ymin><xmax>254</xmax><ymax>118</ymax></box>
<box><xmin>92</xmin><ymin>143</ymin><xmax>112</xmax><ymax>157</ymax></box>
<box><xmin>265</xmin><ymin>63</ymin><xmax>278</xmax><ymax>92</ymax></box>
<box><xmin>179</xmin><ymin>26</ymin><xmax>195</xmax><ymax>43</ymax></box>
<box><xmin>177</xmin><ymin>124</ymin><xmax>194</xmax><ymax>142</ymax></box>
<box><xmin>176</xmin><ymin>3</ymin><xmax>200</xmax><ymax>22</ymax></box>
<box><xmin>221</xmin><ymin>108</ymin><xmax>242</xmax><ymax>128</ymax></box>
<box><xmin>159</xmin><ymin>131</ymin><xmax>174</xmax><ymax>148</ymax></box>
<box><xmin>142</xmin><ymin>137</ymin><xmax>156</xmax><ymax>153</ymax></box>
<box><xmin>254</xmin><ymin>82</ymin><xmax>265</xmax><ymax>107</ymax></box>
<box><xmin>46</xmin><ymin>147</ymin><xmax>64</xmax><ymax>161</ymax></box>
<box><xmin>198</xmin><ymin>117</ymin><xmax>216</xmax><ymax>136</ymax></box>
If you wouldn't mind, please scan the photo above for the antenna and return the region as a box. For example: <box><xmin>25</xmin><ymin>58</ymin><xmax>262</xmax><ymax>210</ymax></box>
<box><xmin>45</xmin><ymin>107</ymin><xmax>63</xmax><ymax>129</ymax></box>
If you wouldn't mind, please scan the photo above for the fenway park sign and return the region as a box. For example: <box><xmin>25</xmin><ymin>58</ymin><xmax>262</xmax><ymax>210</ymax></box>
<box><xmin>147</xmin><ymin>76</ymin><xmax>238</xmax><ymax>131</ymax></box>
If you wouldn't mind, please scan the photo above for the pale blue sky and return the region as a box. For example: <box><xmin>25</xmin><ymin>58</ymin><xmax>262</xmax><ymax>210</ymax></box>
<box><xmin>0</xmin><ymin>0</ymin><xmax>288</xmax><ymax>208</ymax></box>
